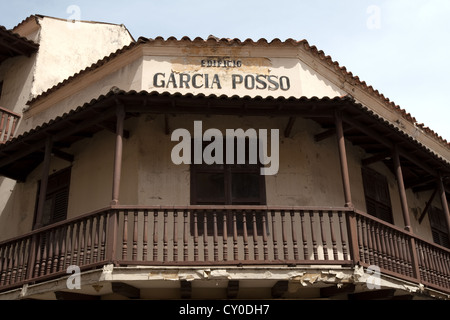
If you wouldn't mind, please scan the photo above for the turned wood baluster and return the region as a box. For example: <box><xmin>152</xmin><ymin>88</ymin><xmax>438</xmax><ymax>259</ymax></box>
<box><xmin>66</xmin><ymin>223</ymin><xmax>73</xmax><ymax>268</ymax></box>
<box><xmin>52</xmin><ymin>229</ymin><xmax>60</xmax><ymax>273</ymax></box>
<box><xmin>309</xmin><ymin>210</ymin><xmax>318</xmax><ymax>260</ymax></box>
<box><xmin>133</xmin><ymin>210</ymin><xmax>138</xmax><ymax>261</ymax></box>
<box><xmin>272</xmin><ymin>210</ymin><xmax>278</xmax><ymax>260</ymax></box>
<box><xmin>59</xmin><ymin>226</ymin><xmax>66</xmax><ymax>271</ymax></box>
<box><xmin>101</xmin><ymin>213</ymin><xmax>107</xmax><ymax>261</ymax></box>
<box><xmin>397</xmin><ymin>233</ymin><xmax>407</xmax><ymax>275</ymax></box>
<box><xmin>403</xmin><ymin>236</ymin><xmax>413</xmax><ymax>277</ymax></box>
<box><xmin>361</xmin><ymin>218</ymin><xmax>370</xmax><ymax>264</ymax></box>
<box><xmin>438</xmin><ymin>250</ymin><xmax>448</xmax><ymax>288</ymax></box>
<box><xmin>174</xmin><ymin>210</ymin><xmax>179</xmax><ymax>262</ymax></box>
<box><xmin>392</xmin><ymin>233</ymin><xmax>402</xmax><ymax>274</ymax></box>
<box><xmin>86</xmin><ymin>219</ymin><xmax>93</xmax><ymax>265</ymax></box>
<box><xmin>2</xmin><ymin>245</ymin><xmax>11</xmax><ymax>284</ymax></box>
<box><xmin>262</xmin><ymin>212</ymin><xmax>268</xmax><ymax>260</ymax></box>
<box><xmin>163</xmin><ymin>209</ymin><xmax>168</xmax><ymax>262</ymax></box>
<box><xmin>328</xmin><ymin>211</ymin><xmax>338</xmax><ymax>260</ymax></box>
<box><xmin>423</xmin><ymin>244</ymin><xmax>435</xmax><ymax>285</ymax></box>
<box><xmin>387</xmin><ymin>230</ymin><xmax>398</xmax><ymax>273</ymax></box>
<box><xmin>80</xmin><ymin>220</ymin><xmax>86</xmax><ymax>266</ymax></box>
<box><xmin>2</xmin><ymin>115</ymin><xmax>11</xmax><ymax>143</ymax></box>
<box><xmin>431</xmin><ymin>247</ymin><xmax>443</xmax><ymax>287</ymax></box>
<box><xmin>223</xmin><ymin>211</ymin><xmax>228</xmax><ymax>261</ymax></box>
<box><xmin>369</xmin><ymin>222</ymin><xmax>378</xmax><ymax>267</ymax></box>
<box><xmin>143</xmin><ymin>210</ymin><xmax>148</xmax><ymax>261</ymax></box>
<box><xmin>183</xmin><ymin>210</ymin><xmax>188</xmax><ymax>261</ymax></box>
<box><xmin>281</xmin><ymin>210</ymin><xmax>288</xmax><ymax>260</ymax></box>
<box><xmin>243</xmin><ymin>211</ymin><xmax>249</xmax><ymax>260</ymax></box>
<box><xmin>153</xmin><ymin>210</ymin><xmax>158</xmax><ymax>261</ymax></box>
<box><xmin>416</xmin><ymin>242</ymin><xmax>426</xmax><ymax>283</ymax></box>
<box><xmin>379</xmin><ymin>225</ymin><xmax>389</xmax><ymax>270</ymax></box>
<box><xmin>300</xmin><ymin>210</ymin><xmax>308</xmax><ymax>260</ymax></box>
<box><xmin>0</xmin><ymin>246</ymin><xmax>5</xmax><ymax>285</ymax></box>
<box><xmin>11</xmin><ymin>242</ymin><xmax>18</xmax><ymax>284</ymax></box>
<box><xmin>5</xmin><ymin>244</ymin><xmax>13</xmax><ymax>284</ymax></box>
<box><xmin>202</xmin><ymin>211</ymin><xmax>208</xmax><ymax>262</ymax></box>
<box><xmin>34</xmin><ymin>236</ymin><xmax>42</xmax><ymax>278</ymax></box>
<box><xmin>122</xmin><ymin>211</ymin><xmax>128</xmax><ymax>261</ymax></box>
<box><xmin>46</xmin><ymin>231</ymin><xmax>54</xmax><ymax>275</ymax></box>
<box><xmin>289</xmin><ymin>210</ymin><xmax>298</xmax><ymax>261</ymax></box>
<box><xmin>193</xmin><ymin>211</ymin><xmax>199</xmax><ymax>262</ymax></box>
<box><xmin>233</xmin><ymin>210</ymin><xmax>238</xmax><ymax>261</ymax></box>
<box><xmin>213</xmin><ymin>210</ymin><xmax>218</xmax><ymax>261</ymax></box>
<box><xmin>319</xmin><ymin>211</ymin><xmax>328</xmax><ymax>260</ymax></box>
<box><xmin>0</xmin><ymin>113</ymin><xmax>5</xmax><ymax>141</ymax></box>
<box><xmin>93</xmin><ymin>216</ymin><xmax>99</xmax><ymax>263</ymax></box>
<box><xmin>252</xmin><ymin>210</ymin><xmax>259</xmax><ymax>260</ymax></box>
<box><xmin>338</xmin><ymin>211</ymin><xmax>348</xmax><ymax>260</ymax></box>
<box><xmin>16</xmin><ymin>240</ymin><xmax>24</xmax><ymax>282</ymax></box>
<box><xmin>8</xmin><ymin>242</ymin><xmax>17</xmax><ymax>284</ymax></box>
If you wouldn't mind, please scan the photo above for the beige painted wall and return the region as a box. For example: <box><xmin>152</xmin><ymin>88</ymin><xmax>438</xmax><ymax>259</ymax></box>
<box><xmin>0</xmin><ymin>113</ymin><xmax>440</xmax><ymax>246</ymax></box>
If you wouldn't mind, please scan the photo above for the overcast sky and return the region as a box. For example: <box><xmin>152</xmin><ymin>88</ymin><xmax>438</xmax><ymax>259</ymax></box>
<box><xmin>1</xmin><ymin>0</ymin><xmax>449</xmax><ymax>142</ymax></box>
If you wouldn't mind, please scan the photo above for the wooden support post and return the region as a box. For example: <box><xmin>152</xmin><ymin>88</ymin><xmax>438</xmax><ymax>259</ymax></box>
<box><xmin>35</xmin><ymin>136</ymin><xmax>53</xmax><ymax>229</ymax></box>
<box><xmin>437</xmin><ymin>172</ymin><xmax>450</xmax><ymax>241</ymax></box>
<box><xmin>111</xmin><ymin>104</ymin><xmax>125</xmax><ymax>205</ymax></box>
<box><xmin>392</xmin><ymin>145</ymin><xmax>411</xmax><ymax>231</ymax></box>
<box><xmin>335</xmin><ymin>110</ymin><xmax>353</xmax><ymax>208</ymax></box>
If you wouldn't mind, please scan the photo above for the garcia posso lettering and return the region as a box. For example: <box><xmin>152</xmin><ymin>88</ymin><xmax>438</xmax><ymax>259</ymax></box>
<box><xmin>153</xmin><ymin>72</ymin><xmax>290</xmax><ymax>91</ymax></box>
<box><xmin>152</xmin><ymin>57</ymin><xmax>291</xmax><ymax>92</ymax></box>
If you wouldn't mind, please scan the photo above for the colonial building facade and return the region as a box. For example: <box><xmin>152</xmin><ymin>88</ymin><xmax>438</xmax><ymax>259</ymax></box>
<box><xmin>0</xmin><ymin>15</ymin><xmax>449</xmax><ymax>300</ymax></box>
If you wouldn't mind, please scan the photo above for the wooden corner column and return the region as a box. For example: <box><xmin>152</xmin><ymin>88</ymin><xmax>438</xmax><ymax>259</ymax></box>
<box><xmin>111</xmin><ymin>103</ymin><xmax>125</xmax><ymax>205</ymax></box>
<box><xmin>437</xmin><ymin>172</ymin><xmax>450</xmax><ymax>242</ymax></box>
<box><xmin>35</xmin><ymin>135</ymin><xmax>53</xmax><ymax>229</ymax></box>
<box><xmin>392</xmin><ymin>145</ymin><xmax>411</xmax><ymax>231</ymax></box>
<box><xmin>335</xmin><ymin>110</ymin><xmax>353</xmax><ymax>208</ymax></box>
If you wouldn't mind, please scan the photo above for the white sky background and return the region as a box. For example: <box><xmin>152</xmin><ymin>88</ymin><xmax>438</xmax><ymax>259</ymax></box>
<box><xmin>1</xmin><ymin>0</ymin><xmax>449</xmax><ymax>142</ymax></box>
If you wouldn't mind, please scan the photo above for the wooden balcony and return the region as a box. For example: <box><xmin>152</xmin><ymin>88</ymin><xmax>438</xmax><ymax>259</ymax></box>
<box><xmin>0</xmin><ymin>205</ymin><xmax>449</xmax><ymax>295</ymax></box>
<box><xmin>0</xmin><ymin>106</ymin><xmax>20</xmax><ymax>144</ymax></box>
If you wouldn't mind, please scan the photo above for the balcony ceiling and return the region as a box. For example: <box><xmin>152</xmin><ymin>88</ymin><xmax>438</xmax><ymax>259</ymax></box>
<box><xmin>0</xmin><ymin>90</ymin><xmax>448</xmax><ymax>195</ymax></box>
<box><xmin>0</xmin><ymin>26</ymin><xmax>39</xmax><ymax>64</ymax></box>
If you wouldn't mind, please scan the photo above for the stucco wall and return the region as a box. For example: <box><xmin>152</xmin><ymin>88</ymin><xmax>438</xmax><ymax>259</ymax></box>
<box><xmin>31</xmin><ymin>17</ymin><xmax>133</xmax><ymax>97</ymax></box>
<box><xmin>0</xmin><ymin>113</ymin><xmax>440</xmax><ymax>245</ymax></box>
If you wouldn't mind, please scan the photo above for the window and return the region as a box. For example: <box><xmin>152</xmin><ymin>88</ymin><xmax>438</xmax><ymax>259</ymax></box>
<box><xmin>428</xmin><ymin>206</ymin><xmax>450</xmax><ymax>248</ymax></box>
<box><xmin>33</xmin><ymin>167</ymin><xmax>71</xmax><ymax>229</ymax></box>
<box><xmin>190</xmin><ymin>137</ymin><xmax>266</xmax><ymax>236</ymax></box>
<box><xmin>190</xmin><ymin>138</ymin><xmax>266</xmax><ymax>205</ymax></box>
<box><xmin>361</xmin><ymin>167</ymin><xmax>393</xmax><ymax>224</ymax></box>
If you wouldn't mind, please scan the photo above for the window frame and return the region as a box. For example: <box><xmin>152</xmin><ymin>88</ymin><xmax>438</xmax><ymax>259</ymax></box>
<box><xmin>361</xmin><ymin>166</ymin><xmax>394</xmax><ymax>224</ymax></box>
<box><xmin>428</xmin><ymin>206</ymin><xmax>450</xmax><ymax>248</ymax></box>
<box><xmin>33</xmin><ymin>167</ymin><xmax>72</xmax><ymax>229</ymax></box>
<box><xmin>190</xmin><ymin>138</ymin><xmax>266</xmax><ymax>206</ymax></box>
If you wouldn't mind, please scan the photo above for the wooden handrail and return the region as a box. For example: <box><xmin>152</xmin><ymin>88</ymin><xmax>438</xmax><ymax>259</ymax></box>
<box><xmin>0</xmin><ymin>205</ymin><xmax>448</xmax><ymax>294</ymax></box>
<box><xmin>0</xmin><ymin>106</ymin><xmax>21</xmax><ymax>144</ymax></box>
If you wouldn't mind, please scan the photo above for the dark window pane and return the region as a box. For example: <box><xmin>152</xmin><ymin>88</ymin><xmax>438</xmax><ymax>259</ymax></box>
<box><xmin>195</xmin><ymin>172</ymin><xmax>225</xmax><ymax>203</ymax></box>
<box><xmin>231</xmin><ymin>173</ymin><xmax>260</xmax><ymax>202</ymax></box>
<box><xmin>362</xmin><ymin>167</ymin><xmax>393</xmax><ymax>224</ymax></box>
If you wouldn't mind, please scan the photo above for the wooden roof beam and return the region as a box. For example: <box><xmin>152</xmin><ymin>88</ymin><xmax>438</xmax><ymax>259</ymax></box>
<box><xmin>342</xmin><ymin>114</ymin><xmax>439</xmax><ymax>178</ymax></box>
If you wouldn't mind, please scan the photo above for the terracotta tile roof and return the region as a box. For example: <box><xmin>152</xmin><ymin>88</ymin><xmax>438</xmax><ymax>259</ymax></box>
<box><xmin>24</xmin><ymin>35</ymin><xmax>449</xmax><ymax>150</ymax></box>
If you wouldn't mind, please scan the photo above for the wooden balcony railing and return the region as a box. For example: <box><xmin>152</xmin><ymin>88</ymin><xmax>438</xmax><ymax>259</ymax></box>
<box><xmin>0</xmin><ymin>106</ymin><xmax>20</xmax><ymax>143</ymax></box>
<box><xmin>0</xmin><ymin>206</ymin><xmax>449</xmax><ymax>294</ymax></box>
